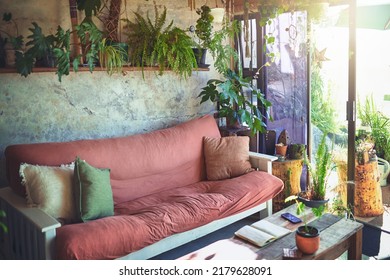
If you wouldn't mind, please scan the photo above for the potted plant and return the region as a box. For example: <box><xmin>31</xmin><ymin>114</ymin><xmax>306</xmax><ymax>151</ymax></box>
<box><xmin>13</xmin><ymin>22</ymin><xmax>72</xmax><ymax>82</ymax></box>
<box><xmin>124</xmin><ymin>3</ymin><xmax>196</xmax><ymax>79</ymax></box>
<box><xmin>152</xmin><ymin>26</ymin><xmax>197</xmax><ymax>79</ymax></box>
<box><xmin>198</xmin><ymin>68</ymin><xmax>272</xmax><ymax>135</ymax></box>
<box><xmin>98</xmin><ymin>37</ymin><xmax>127</xmax><ymax>75</ymax></box>
<box><xmin>0</xmin><ymin>12</ymin><xmax>23</xmax><ymax>67</ymax></box>
<box><xmin>288</xmin><ymin>143</ymin><xmax>306</xmax><ymax>160</ymax></box>
<box><xmin>298</xmin><ymin>132</ymin><xmax>334</xmax><ymax>207</ymax></box>
<box><xmin>285</xmin><ymin>195</ymin><xmax>324</xmax><ymax>255</ymax></box>
<box><xmin>192</xmin><ymin>5</ymin><xmax>214</xmax><ymax>67</ymax></box>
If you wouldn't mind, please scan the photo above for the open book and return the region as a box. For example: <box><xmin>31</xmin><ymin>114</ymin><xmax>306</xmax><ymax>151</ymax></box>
<box><xmin>235</xmin><ymin>220</ymin><xmax>291</xmax><ymax>247</ymax></box>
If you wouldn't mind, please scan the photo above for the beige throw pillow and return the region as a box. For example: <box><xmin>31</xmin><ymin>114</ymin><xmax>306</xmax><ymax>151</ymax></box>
<box><xmin>19</xmin><ymin>163</ymin><xmax>76</xmax><ymax>223</ymax></box>
<box><xmin>203</xmin><ymin>136</ymin><xmax>254</xmax><ymax>180</ymax></box>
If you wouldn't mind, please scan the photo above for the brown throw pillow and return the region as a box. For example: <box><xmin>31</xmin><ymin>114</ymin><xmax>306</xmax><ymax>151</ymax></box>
<box><xmin>203</xmin><ymin>136</ymin><xmax>254</xmax><ymax>180</ymax></box>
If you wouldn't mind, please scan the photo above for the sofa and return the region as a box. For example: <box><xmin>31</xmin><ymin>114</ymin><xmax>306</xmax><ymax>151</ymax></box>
<box><xmin>0</xmin><ymin>114</ymin><xmax>283</xmax><ymax>260</ymax></box>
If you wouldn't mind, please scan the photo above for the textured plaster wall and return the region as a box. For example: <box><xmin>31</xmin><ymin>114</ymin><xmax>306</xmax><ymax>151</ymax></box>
<box><xmin>0</xmin><ymin>0</ymin><xmax>218</xmax><ymax>187</ymax></box>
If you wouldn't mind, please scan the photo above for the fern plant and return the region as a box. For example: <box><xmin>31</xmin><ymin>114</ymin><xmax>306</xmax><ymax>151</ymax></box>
<box><xmin>152</xmin><ymin>27</ymin><xmax>197</xmax><ymax>79</ymax></box>
<box><xmin>124</xmin><ymin>4</ymin><xmax>172</xmax><ymax>71</ymax></box>
<box><xmin>304</xmin><ymin>133</ymin><xmax>334</xmax><ymax>200</ymax></box>
<box><xmin>357</xmin><ymin>95</ymin><xmax>390</xmax><ymax>162</ymax></box>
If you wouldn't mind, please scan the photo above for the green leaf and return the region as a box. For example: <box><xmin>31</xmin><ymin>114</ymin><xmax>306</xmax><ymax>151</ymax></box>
<box><xmin>15</xmin><ymin>51</ymin><xmax>34</xmax><ymax>77</ymax></box>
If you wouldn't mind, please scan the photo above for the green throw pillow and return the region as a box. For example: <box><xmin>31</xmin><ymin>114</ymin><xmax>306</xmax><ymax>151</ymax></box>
<box><xmin>74</xmin><ymin>157</ymin><xmax>114</xmax><ymax>222</ymax></box>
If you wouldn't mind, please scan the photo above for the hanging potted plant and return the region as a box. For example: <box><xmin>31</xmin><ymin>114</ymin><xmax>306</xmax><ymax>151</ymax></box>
<box><xmin>298</xmin><ymin>132</ymin><xmax>334</xmax><ymax>208</ymax></box>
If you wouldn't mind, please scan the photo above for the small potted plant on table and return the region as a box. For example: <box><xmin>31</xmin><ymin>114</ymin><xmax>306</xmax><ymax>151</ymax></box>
<box><xmin>285</xmin><ymin>195</ymin><xmax>324</xmax><ymax>255</ymax></box>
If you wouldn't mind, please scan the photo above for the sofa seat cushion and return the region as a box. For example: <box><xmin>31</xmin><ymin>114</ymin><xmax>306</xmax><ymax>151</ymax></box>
<box><xmin>55</xmin><ymin>171</ymin><xmax>283</xmax><ymax>260</ymax></box>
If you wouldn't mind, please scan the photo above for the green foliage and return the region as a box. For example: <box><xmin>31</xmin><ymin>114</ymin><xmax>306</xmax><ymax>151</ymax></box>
<box><xmin>304</xmin><ymin>133</ymin><xmax>334</xmax><ymax>200</ymax></box>
<box><xmin>52</xmin><ymin>26</ymin><xmax>71</xmax><ymax>82</ymax></box>
<box><xmin>198</xmin><ymin>68</ymin><xmax>272</xmax><ymax>135</ymax></box>
<box><xmin>75</xmin><ymin>19</ymin><xmax>103</xmax><ymax>72</ymax></box>
<box><xmin>357</xmin><ymin>95</ymin><xmax>390</xmax><ymax>162</ymax></box>
<box><xmin>98</xmin><ymin>38</ymin><xmax>127</xmax><ymax>75</ymax></box>
<box><xmin>310</xmin><ymin>64</ymin><xmax>339</xmax><ymax>134</ymax></box>
<box><xmin>285</xmin><ymin>195</ymin><xmax>324</xmax><ymax>231</ymax></box>
<box><xmin>207</xmin><ymin>20</ymin><xmax>239</xmax><ymax>74</ymax></box>
<box><xmin>13</xmin><ymin>22</ymin><xmax>71</xmax><ymax>81</ymax></box>
<box><xmin>124</xmin><ymin>3</ymin><xmax>195</xmax><ymax>79</ymax></box>
<box><xmin>124</xmin><ymin>5</ymin><xmax>173</xmax><ymax>71</ymax></box>
<box><xmin>152</xmin><ymin>27</ymin><xmax>197</xmax><ymax>79</ymax></box>
<box><xmin>195</xmin><ymin>5</ymin><xmax>214</xmax><ymax>49</ymax></box>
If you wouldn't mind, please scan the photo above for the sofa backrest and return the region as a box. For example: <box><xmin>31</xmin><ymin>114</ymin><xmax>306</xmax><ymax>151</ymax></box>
<box><xmin>5</xmin><ymin>115</ymin><xmax>221</xmax><ymax>204</ymax></box>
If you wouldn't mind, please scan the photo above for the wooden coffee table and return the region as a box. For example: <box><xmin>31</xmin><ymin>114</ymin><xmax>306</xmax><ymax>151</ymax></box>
<box><xmin>179</xmin><ymin>204</ymin><xmax>363</xmax><ymax>260</ymax></box>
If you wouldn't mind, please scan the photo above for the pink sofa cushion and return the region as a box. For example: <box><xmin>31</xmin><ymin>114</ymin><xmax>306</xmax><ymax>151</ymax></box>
<box><xmin>55</xmin><ymin>170</ymin><xmax>284</xmax><ymax>260</ymax></box>
<box><xmin>5</xmin><ymin>115</ymin><xmax>221</xmax><ymax>203</ymax></box>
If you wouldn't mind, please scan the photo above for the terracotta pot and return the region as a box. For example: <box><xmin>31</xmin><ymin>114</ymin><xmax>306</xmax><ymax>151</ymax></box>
<box><xmin>275</xmin><ymin>145</ymin><xmax>287</xmax><ymax>156</ymax></box>
<box><xmin>295</xmin><ymin>226</ymin><xmax>320</xmax><ymax>254</ymax></box>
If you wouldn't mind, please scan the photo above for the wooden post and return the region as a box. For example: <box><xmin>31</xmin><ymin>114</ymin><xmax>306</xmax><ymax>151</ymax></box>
<box><xmin>354</xmin><ymin>161</ymin><xmax>384</xmax><ymax>217</ymax></box>
<box><xmin>272</xmin><ymin>159</ymin><xmax>303</xmax><ymax>213</ymax></box>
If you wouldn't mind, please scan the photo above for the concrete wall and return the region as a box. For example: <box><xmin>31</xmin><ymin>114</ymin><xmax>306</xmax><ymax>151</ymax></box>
<box><xmin>0</xmin><ymin>0</ymin><xmax>219</xmax><ymax>187</ymax></box>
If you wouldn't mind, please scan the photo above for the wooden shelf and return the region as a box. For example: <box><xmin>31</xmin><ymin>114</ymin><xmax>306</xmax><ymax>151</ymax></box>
<box><xmin>0</xmin><ymin>66</ymin><xmax>210</xmax><ymax>74</ymax></box>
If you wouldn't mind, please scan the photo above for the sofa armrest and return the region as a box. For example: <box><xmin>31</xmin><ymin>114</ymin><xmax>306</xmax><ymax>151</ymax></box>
<box><xmin>249</xmin><ymin>152</ymin><xmax>278</xmax><ymax>174</ymax></box>
<box><xmin>0</xmin><ymin>187</ymin><xmax>60</xmax><ymax>259</ymax></box>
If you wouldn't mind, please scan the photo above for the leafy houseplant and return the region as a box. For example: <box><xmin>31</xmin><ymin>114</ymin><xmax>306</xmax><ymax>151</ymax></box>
<box><xmin>357</xmin><ymin>95</ymin><xmax>390</xmax><ymax>162</ymax></box>
<box><xmin>74</xmin><ymin>19</ymin><xmax>103</xmax><ymax>72</ymax></box>
<box><xmin>0</xmin><ymin>12</ymin><xmax>23</xmax><ymax>67</ymax></box>
<box><xmin>285</xmin><ymin>195</ymin><xmax>324</xmax><ymax>255</ymax></box>
<box><xmin>152</xmin><ymin>27</ymin><xmax>197</xmax><ymax>79</ymax></box>
<box><xmin>98</xmin><ymin>37</ymin><xmax>127</xmax><ymax>75</ymax></box>
<box><xmin>13</xmin><ymin>22</ymin><xmax>71</xmax><ymax>82</ymax></box>
<box><xmin>300</xmin><ymin>133</ymin><xmax>334</xmax><ymax>205</ymax></box>
<box><xmin>192</xmin><ymin>5</ymin><xmax>214</xmax><ymax>66</ymax></box>
<box><xmin>198</xmin><ymin>68</ymin><xmax>272</xmax><ymax>135</ymax></box>
<box><xmin>124</xmin><ymin>3</ymin><xmax>196</xmax><ymax>79</ymax></box>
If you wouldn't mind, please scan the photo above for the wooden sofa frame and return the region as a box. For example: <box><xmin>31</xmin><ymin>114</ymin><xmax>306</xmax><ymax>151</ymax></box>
<box><xmin>0</xmin><ymin>152</ymin><xmax>277</xmax><ymax>260</ymax></box>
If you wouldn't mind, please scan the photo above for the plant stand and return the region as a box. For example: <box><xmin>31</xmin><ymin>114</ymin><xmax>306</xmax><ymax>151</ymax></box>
<box><xmin>354</xmin><ymin>161</ymin><xmax>384</xmax><ymax>217</ymax></box>
<box><xmin>272</xmin><ymin>159</ymin><xmax>303</xmax><ymax>213</ymax></box>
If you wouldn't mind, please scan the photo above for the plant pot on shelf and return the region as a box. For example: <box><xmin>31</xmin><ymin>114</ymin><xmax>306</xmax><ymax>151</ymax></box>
<box><xmin>295</xmin><ymin>225</ymin><xmax>320</xmax><ymax>255</ymax></box>
<box><xmin>192</xmin><ymin>48</ymin><xmax>208</xmax><ymax>68</ymax></box>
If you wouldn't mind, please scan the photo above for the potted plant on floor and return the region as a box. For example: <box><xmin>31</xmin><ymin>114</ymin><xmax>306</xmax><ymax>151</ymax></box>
<box><xmin>285</xmin><ymin>195</ymin><xmax>324</xmax><ymax>254</ymax></box>
<box><xmin>198</xmin><ymin>68</ymin><xmax>272</xmax><ymax>135</ymax></box>
<box><xmin>298</xmin><ymin>132</ymin><xmax>334</xmax><ymax>208</ymax></box>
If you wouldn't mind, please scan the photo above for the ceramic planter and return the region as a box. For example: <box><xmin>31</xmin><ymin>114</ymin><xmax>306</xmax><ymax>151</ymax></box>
<box><xmin>275</xmin><ymin>145</ymin><xmax>287</xmax><ymax>156</ymax></box>
<box><xmin>297</xmin><ymin>192</ymin><xmax>329</xmax><ymax>208</ymax></box>
<box><xmin>295</xmin><ymin>225</ymin><xmax>320</xmax><ymax>254</ymax></box>
<box><xmin>288</xmin><ymin>144</ymin><xmax>306</xmax><ymax>159</ymax></box>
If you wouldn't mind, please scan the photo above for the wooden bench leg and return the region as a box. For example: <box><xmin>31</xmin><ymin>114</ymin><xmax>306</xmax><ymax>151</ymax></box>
<box><xmin>348</xmin><ymin>227</ymin><xmax>363</xmax><ymax>260</ymax></box>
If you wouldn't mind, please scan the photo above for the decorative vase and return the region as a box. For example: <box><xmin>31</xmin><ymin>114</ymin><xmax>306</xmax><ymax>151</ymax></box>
<box><xmin>295</xmin><ymin>226</ymin><xmax>320</xmax><ymax>254</ymax></box>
